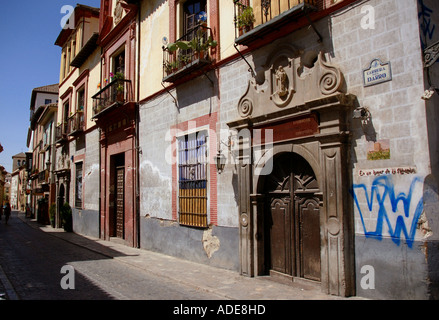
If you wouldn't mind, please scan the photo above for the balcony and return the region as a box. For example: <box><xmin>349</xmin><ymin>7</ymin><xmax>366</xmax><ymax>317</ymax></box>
<box><xmin>55</xmin><ymin>122</ymin><xmax>68</xmax><ymax>144</ymax></box>
<box><xmin>234</xmin><ymin>0</ymin><xmax>319</xmax><ymax>46</ymax></box>
<box><xmin>68</xmin><ymin>111</ymin><xmax>85</xmax><ymax>136</ymax></box>
<box><xmin>92</xmin><ymin>79</ymin><xmax>133</xmax><ymax>118</ymax></box>
<box><xmin>38</xmin><ymin>169</ymin><xmax>49</xmax><ymax>185</ymax></box>
<box><xmin>162</xmin><ymin>25</ymin><xmax>217</xmax><ymax>83</ymax></box>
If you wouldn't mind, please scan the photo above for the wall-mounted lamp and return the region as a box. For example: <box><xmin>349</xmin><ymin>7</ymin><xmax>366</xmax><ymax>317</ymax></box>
<box><xmin>353</xmin><ymin>107</ymin><xmax>371</xmax><ymax>125</ymax></box>
<box><xmin>214</xmin><ymin>135</ymin><xmax>233</xmax><ymax>174</ymax></box>
<box><xmin>214</xmin><ymin>150</ymin><xmax>227</xmax><ymax>174</ymax></box>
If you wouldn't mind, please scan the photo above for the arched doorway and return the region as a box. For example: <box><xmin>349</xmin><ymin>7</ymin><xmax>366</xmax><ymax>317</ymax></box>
<box><xmin>262</xmin><ymin>152</ymin><xmax>322</xmax><ymax>282</ymax></box>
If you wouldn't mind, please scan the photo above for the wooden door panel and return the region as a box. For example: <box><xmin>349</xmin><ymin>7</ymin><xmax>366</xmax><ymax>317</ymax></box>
<box><xmin>116</xmin><ymin>167</ymin><xmax>124</xmax><ymax>239</ymax></box>
<box><xmin>299</xmin><ymin>199</ymin><xmax>321</xmax><ymax>281</ymax></box>
<box><xmin>264</xmin><ymin>153</ymin><xmax>321</xmax><ymax>282</ymax></box>
<box><xmin>269</xmin><ymin>198</ymin><xmax>291</xmax><ymax>275</ymax></box>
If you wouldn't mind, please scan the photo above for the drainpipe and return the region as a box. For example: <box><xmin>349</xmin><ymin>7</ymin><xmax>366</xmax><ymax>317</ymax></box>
<box><xmin>135</xmin><ymin>2</ymin><xmax>141</xmax><ymax>248</ymax></box>
<box><xmin>98</xmin><ymin>44</ymin><xmax>103</xmax><ymax>240</ymax></box>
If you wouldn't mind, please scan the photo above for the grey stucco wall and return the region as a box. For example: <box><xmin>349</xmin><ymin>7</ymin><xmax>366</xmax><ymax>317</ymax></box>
<box><xmin>140</xmin><ymin>216</ymin><xmax>239</xmax><ymax>271</ymax></box>
<box><xmin>72</xmin><ymin>208</ymin><xmax>100</xmax><ymax>239</ymax></box>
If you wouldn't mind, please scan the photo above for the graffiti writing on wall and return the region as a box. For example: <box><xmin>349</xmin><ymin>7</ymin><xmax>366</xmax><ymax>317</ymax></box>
<box><xmin>351</xmin><ymin>176</ymin><xmax>424</xmax><ymax>248</ymax></box>
<box><xmin>418</xmin><ymin>0</ymin><xmax>436</xmax><ymax>49</ymax></box>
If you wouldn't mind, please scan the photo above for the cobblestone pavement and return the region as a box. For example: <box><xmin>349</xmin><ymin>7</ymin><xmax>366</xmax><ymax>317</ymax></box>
<box><xmin>0</xmin><ymin>212</ymin><xmax>224</xmax><ymax>300</ymax></box>
<box><xmin>1</xmin><ymin>211</ymin><xmax>362</xmax><ymax>303</ymax></box>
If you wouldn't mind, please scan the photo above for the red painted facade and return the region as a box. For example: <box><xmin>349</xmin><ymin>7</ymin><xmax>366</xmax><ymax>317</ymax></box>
<box><xmin>95</xmin><ymin>0</ymin><xmax>138</xmax><ymax>247</ymax></box>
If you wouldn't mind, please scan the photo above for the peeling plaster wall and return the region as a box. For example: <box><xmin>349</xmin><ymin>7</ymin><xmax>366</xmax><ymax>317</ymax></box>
<box><xmin>139</xmin><ymin>160</ymin><xmax>172</xmax><ymax>220</ymax></box>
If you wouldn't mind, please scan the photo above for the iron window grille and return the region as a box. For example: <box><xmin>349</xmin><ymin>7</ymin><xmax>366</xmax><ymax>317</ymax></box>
<box><xmin>177</xmin><ymin>131</ymin><xmax>208</xmax><ymax>228</ymax></box>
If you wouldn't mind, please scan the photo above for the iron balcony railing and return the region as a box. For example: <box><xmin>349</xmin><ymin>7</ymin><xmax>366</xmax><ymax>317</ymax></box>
<box><xmin>68</xmin><ymin>111</ymin><xmax>85</xmax><ymax>135</ymax></box>
<box><xmin>162</xmin><ymin>25</ymin><xmax>216</xmax><ymax>82</ymax></box>
<box><xmin>55</xmin><ymin>122</ymin><xmax>68</xmax><ymax>143</ymax></box>
<box><xmin>234</xmin><ymin>0</ymin><xmax>319</xmax><ymax>41</ymax></box>
<box><xmin>38</xmin><ymin>169</ymin><xmax>49</xmax><ymax>185</ymax></box>
<box><xmin>92</xmin><ymin>79</ymin><xmax>133</xmax><ymax>117</ymax></box>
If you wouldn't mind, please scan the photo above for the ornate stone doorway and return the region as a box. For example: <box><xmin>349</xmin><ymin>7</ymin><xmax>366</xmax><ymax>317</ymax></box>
<box><xmin>227</xmin><ymin>47</ymin><xmax>356</xmax><ymax>296</ymax></box>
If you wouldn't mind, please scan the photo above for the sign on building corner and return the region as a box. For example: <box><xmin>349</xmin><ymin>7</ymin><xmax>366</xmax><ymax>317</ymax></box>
<box><xmin>363</xmin><ymin>59</ymin><xmax>392</xmax><ymax>87</ymax></box>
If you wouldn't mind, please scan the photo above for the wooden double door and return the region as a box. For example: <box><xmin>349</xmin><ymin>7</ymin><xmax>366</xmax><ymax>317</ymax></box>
<box><xmin>115</xmin><ymin>165</ymin><xmax>125</xmax><ymax>239</ymax></box>
<box><xmin>110</xmin><ymin>153</ymin><xmax>125</xmax><ymax>240</ymax></box>
<box><xmin>264</xmin><ymin>153</ymin><xmax>322</xmax><ymax>282</ymax></box>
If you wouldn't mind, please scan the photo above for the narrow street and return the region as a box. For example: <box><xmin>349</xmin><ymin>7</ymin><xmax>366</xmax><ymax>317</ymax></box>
<box><xmin>0</xmin><ymin>212</ymin><xmax>224</xmax><ymax>300</ymax></box>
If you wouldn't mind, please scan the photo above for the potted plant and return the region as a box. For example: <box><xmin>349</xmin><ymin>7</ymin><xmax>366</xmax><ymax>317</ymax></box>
<box><xmin>165</xmin><ymin>60</ymin><xmax>180</xmax><ymax>75</ymax></box>
<box><xmin>49</xmin><ymin>203</ymin><xmax>56</xmax><ymax>228</ymax></box>
<box><xmin>178</xmin><ymin>53</ymin><xmax>191</xmax><ymax>66</ymax></box>
<box><xmin>112</xmin><ymin>72</ymin><xmax>125</xmax><ymax>101</ymax></box>
<box><xmin>195</xmin><ymin>35</ymin><xmax>217</xmax><ymax>60</ymax></box>
<box><xmin>167</xmin><ymin>35</ymin><xmax>217</xmax><ymax>60</ymax></box>
<box><xmin>60</xmin><ymin>202</ymin><xmax>73</xmax><ymax>232</ymax></box>
<box><xmin>237</xmin><ymin>6</ymin><xmax>255</xmax><ymax>34</ymax></box>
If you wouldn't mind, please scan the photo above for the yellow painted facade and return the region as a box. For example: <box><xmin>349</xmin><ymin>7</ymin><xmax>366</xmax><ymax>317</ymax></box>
<box><xmin>57</xmin><ymin>8</ymin><xmax>100</xmax><ymax>134</ymax></box>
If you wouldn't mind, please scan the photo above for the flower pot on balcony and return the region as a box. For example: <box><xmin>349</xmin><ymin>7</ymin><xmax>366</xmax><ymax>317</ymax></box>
<box><xmin>237</xmin><ymin>6</ymin><xmax>255</xmax><ymax>35</ymax></box>
<box><xmin>196</xmin><ymin>50</ymin><xmax>205</xmax><ymax>60</ymax></box>
<box><xmin>116</xmin><ymin>90</ymin><xmax>124</xmax><ymax>102</ymax></box>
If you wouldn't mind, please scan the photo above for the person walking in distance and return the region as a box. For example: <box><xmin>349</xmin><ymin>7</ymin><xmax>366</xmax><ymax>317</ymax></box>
<box><xmin>4</xmin><ymin>203</ymin><xmax>11</xmax><ymax>225</ymax></box>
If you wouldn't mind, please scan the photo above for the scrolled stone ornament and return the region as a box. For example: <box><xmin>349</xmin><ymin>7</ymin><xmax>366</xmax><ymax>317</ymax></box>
<box><xmin>320</xmin><ymin>71</ymin><xmax>340</xmax><ymax>95</ymax></box>
<box><xmin>238</xmin><ymin>98</ymin><xmax>253</xmax><ymax>118</ymax></box>
<box><xmin>317</xmin><ymin>52</ymin><xmax>343</xmax><ymax>96</ymax></box>
<box><xmin>424</xmin><ymin>40</ymin><xmax>439</xmax><ymax>68</ymax></box>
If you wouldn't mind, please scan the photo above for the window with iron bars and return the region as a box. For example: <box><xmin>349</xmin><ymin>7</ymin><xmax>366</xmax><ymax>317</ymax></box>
<box><xmin>75</xmin><ymin>162</ymin><xmax>83</xmax><ymax>209</ymax></box>
<box><xmin>178</xmin><ymin>131</ymin><xmax>208</xmax><ymax>228</ymax></box>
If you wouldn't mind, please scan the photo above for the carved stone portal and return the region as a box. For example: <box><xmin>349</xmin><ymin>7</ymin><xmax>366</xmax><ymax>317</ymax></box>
<box><xmin>114</xmin><ymin>0</ymin><xmax>126</xmax><ymax>25</ymax></box>
<box><xmin>237</xmin><ymin>46</ymin><xmax>344</xmax><ymax>118</ymax></box>
<box><xmin>229</xmin><ymin>47</ymin><xmax>355</xmax><ymax>297</ymax></box>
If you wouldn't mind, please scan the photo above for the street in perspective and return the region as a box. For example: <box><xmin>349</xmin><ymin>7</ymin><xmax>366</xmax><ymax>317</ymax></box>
<box><xmin>1</xmin><ymin>0</ymin><xmax>439</xmax><ymax>304</ymax></box>
<box><xmin>0</xmin><ymin>211</ymin><xmax>349</xmax><ymax>303</ymax></box>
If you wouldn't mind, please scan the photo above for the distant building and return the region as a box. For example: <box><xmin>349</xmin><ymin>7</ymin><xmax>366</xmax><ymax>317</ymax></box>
<box><xmin>9</xmin><ymin>153</ymin><xmax>27</xmax><ymax>210</ymax></box>
<box><xmin>54</xmin><ymin>4</ymin><xmax>101</xmax><ymax>233</ymax></box>
<box><xmin>27</xmin><ymin>84</ymin><xmax>59</xmax><ymax>222</ymax></box>
<box><xmin>0</xmin><ymin>165</ymin><xmax>8</xmax><ymax>210</ymax></box>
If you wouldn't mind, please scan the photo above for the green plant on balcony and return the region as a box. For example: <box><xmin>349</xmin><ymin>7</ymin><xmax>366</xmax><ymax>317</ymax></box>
<box><xmin>112</xmin><ymin>72</ymin><xmax>125</xmax><ymax>92</ymax></box>
<box><xmin>165</xmin><ymin>60</ymin><xmax>179</xmax><ymax>74</ymax></box>
<box><xmin>167</xmin><ymin>34</ymin><xmax>217</xmax><ymax>59</ymax></box>
<box><xmin>237</xmin><ymin>6</ymin><xmax>255</xmax><ymax>33</ymax></box>
<box><xmin>178</xmin><ymin>52</ymin><xmax>191</xmax><ymax>65</ymax></box>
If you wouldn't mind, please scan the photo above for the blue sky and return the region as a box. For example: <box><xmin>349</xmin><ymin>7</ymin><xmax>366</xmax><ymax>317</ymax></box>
<box><xmin>0</xmin><ymin>0</ymin><xmax>101</xmax><ymax>172</ymax></box>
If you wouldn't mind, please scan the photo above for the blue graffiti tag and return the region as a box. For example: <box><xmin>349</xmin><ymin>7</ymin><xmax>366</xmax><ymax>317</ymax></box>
<box><xmin>351</xmin><ymin>176</ymin><xmax>424</xmax><ymax>248</ymax></box>
<box><xmin>418</xmin><ymin>0</ymin><xmax>436</xmax><ymax>49</ymax></box>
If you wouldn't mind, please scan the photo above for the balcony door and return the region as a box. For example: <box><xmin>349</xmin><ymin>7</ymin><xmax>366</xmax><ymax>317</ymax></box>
<box><xmin>183</xmin><ymin>0</ymin><xmax>206</xmax><ymax>37</ymax></box>
<box><xmin>113</xmin><ymin>50</ymin><xmax>125</xmax><ymax>76</ymax></box>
